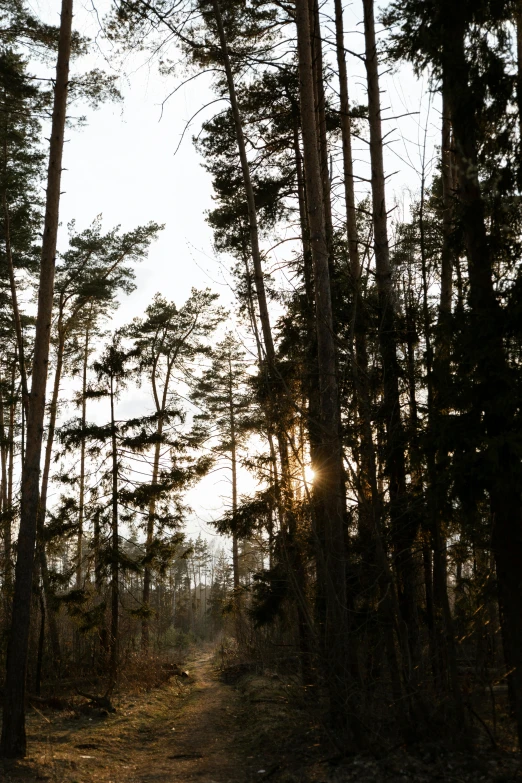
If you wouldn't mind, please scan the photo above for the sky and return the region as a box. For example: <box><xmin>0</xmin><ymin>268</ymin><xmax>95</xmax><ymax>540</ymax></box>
<box><xmin>26</xmin><ymin>0</ymin><xmax>440</xmax><ymax>541</ymax></box>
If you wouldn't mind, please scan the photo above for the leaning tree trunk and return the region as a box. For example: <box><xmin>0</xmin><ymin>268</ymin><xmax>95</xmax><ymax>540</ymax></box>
<box><xmin>1</xmin><ymin>0</ymin><xmax>73</xmax><ymax>758</ymax></box>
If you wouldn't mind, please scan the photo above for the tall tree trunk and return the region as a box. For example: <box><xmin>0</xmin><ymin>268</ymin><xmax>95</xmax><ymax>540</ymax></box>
<box><xmin>77</xmin><ymin>319</ymin><xmax>90</xmax><ymax>588</ymax></box>
<box><xmin>441</xmin><ymin>5</ymin><xmax>522</xmax><ymax>747</ymax></box>
<box><xmin>293</xmin><ymin>117</ymin><xmax>326</xmax><ymax>653</ymax></box>
<box><xmin>309</xmin><ymin>0</ymin><xmax>333</xmax><ymax>250</ymax></box>
<box><xmin>440</xmin><ymin>99</ymin><xmax>453</xmax><ymax>322</ymax></box>
<box><xmin>141</xmin><ymin>436</ymin><xmax>160</xmax><ymax>651</ymax></box>
<box><xmin>295</xmin><ymin>0</ymin><xmax>355</xmax><ymax>739</ymax></box>
<box><xmin>142</xmin><ymin>358</ymin><xmax>174</xmax><ymax>650</ymax></box>
<box><xmin>109</xmin><ymin>372</ymin><xmax>119</xmax><ymax>681</ymax></box>
<box><xmin>334</xmin><ymin>0</ymin><xmax>380</xmax><ymax>565</ymax></box>
<box><xmin>516</xmin><ymin>0</ymin><xmax>522</xmax><ymax>188</ymax></box>
<box><xmin>141</xmin><ymin>428</ymin><xmax>162</xmax><ymax>650</ymax></box>
<box><xmin>229</xmin><ymin>359</ymin><xmax>241</xmax><ymax>640</ymax></box>
<box><xmin>4</xmin><ymin>362</ymin><xmax>15</xmax><ymax>602</ymax></box>
<box><xmin>211</xmin><ymin>0</ymin><xmax>274</xmax><ymax>361</ymax></box>
<box><xmin>0</xmin><ymin>377</ymin><xmax>8</xmax><ymax>582</ymax></box>
<box><xmin>212</xmin><ymin>0</ymin><xmax>314</xmax><ymax>678</ymax></box>
<box><xmin>362</xmin><ymin>0</ymin><xmax>418</xmax><ymax>674</ymax></box>
<box><xmin>36</xmin><ymin>326</ymin><xmax>65</xmax><ymax>667</ymax></box>
<box><xmin>333</xmin><ymin>0</ymin><xmax>359</xmax><ymax>280</ymax></box>
<box><xmin>1</xmin><ymin>145</ymin><xmax>28</xmax><ymax>416</ymax></box>
<box><xmin>1</xmin><ymin>0</ymin><xmax>73</xmax><ymax>757</ymax></box>
<box><xmin>426</xmin><ymin>96</ymin><xmax>465</xmax><ymax>727</ymax></box>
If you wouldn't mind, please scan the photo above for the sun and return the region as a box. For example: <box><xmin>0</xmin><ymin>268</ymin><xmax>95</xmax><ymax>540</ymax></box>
<box><xmin>304</xmin><ymin>465</ymin><xmax>315</xmax><ymax>484</ymax></box>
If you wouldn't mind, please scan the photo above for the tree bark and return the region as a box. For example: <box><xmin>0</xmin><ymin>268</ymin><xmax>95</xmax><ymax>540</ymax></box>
<box><xmin>516</xmin><ymin>0</ymin><xmax>522</xmax><ymax>188</ymax></box>
<box><xmin>36</xmin><ymin>326</ymin><xmax>65</xmax><ymax>667</ymax></box>
<box><xmin>229</xmin><ymin>357</ymin><xmax>241</xmax><ymax>622</ymax></box>
<box><xmin>1</xmin><ymin>146</ymin><xmax>28</xmax><ymax>417</ymax></box>
<box><xmin>427</xmin><ymin>95</ymin><xmax>465</xmax><ymax>724</ymax></box>
<box><xmin>440</xmin><ymin>4</ymin><xmax>522</xmax><ymax>747</ymax></box>
<box><xmin>362</xmin><ymin>0</ymin><xmax>418</xmax><ymax>673</ymax></box>
<box><xmin>309</xmin><ymin>0</ymin><xmax>333</xmax><ymax>249</ymax></box>
<box><xmin>295</xmin><ymin>0</ymin><xmax>354</xmax><ymax>739</ymax></box>
<box><xmin>211</xmin><ymin>0</ymin><xmax>314</xmax><ymax>679</ymax></box>
<box><xmin>210</xmin><ymin>0</ymin><xmax>274</xmax><ymax>362</ymax></box>
<box><xmin>77</xmin><ymin>318</ymin><xmax>90</xmax><ymax>588</ymax></box>
<box><xmin>1</xmin><ymin>0</ymin><xmax>73</xmax><ymax>758</ymax></box>
<box><xmin>4</xmin><ymin>362</ymin><xmax>15</xmax><ymax>601</ymax></box>
<box><xmin>109</xmin><ymin>371</ymin><xmax>119</xmax><ymax>681</ymax></box>
<box><xmin>142</xmin><ymin>346</ymin><xmax>175</xmax><ymax>650</ymax></box>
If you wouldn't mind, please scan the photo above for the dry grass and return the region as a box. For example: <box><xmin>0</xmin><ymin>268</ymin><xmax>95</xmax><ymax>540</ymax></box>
<box><xmin>1</xmin><ymin>647</ymin><xmax>521</xmax><ymax>783</ymax></box>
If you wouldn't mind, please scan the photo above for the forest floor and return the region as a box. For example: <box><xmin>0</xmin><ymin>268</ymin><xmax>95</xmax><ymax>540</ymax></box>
<box><xmin>1</xmin><ymin>648</ymin><xmax>522</xmax><ymax>783</ymax></box>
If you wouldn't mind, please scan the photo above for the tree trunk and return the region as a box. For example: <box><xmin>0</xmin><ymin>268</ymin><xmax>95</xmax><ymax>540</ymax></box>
<box><xmin>1</xmin><ymin>0</ymin><xmax>73</xmax><ymax>757</ymax></box>
<box><xmin>229</xmin><ymin>359</ymin><xmax>241</xmax><ymax>641</ymax></box>
<box><xmin>1</xmin><ymin>147</ymin><xmax>28</xmax><ymax>416</ymax></box>
<box><xmin>309</xmin><ymin>0</ymin><xmax>333</xmax><ymax>250</ymax></box>
<box><xmin>333</xmin><ymin>0</ymin><xmax>359</xmax><ymax>281</ymax></box>
<box><xmin>77</xmin><ymin>319</ymin><xmax>90</xmax><ymax>588</ymax></box>
<box><xmin>516</xmin><ymin>0</ymin><xmax>522</xmax><ymax>188</ymax></box>
<box><xmin>142</xmin><ymin>354</ymin><xmax>174</xmax><ymax>650</ymax></box>
<box><xmin>36</xmin><ymin>327</ymin><xmax>65</xmax><ymax>667</ymax></box>
<box><xmin>440</xmin><ymin>98</ymin><xmax>453</xmax><ymax>322</ymax></box>
<box><xmin>141</xmin><ymin>432</ymin><xmax>163</xmax><ymax>650</ymax></box>
<box><xmin>141</xmin><ymin>435</ymin><xmax>161</xmax><ymax>651</ymax></box>
<box><xmin>295</xmin><ymin>0</ymin><xmax>354</xmax><ymax>740</ymax></box>
<box><xmin>362</xmin><ymin>0</ymin><xmax>418</xmax><ymax>673</ymax></box>
<box><xmin>334</xmin><ymin>0</ymin><xmax>378</xmax><ymax>558</ymax></box>
<box><xmin>426</xmin><ymin>96</ymin><xmax>466</xmax><ymax>727</ymax></box>
<box><xmin>4</xmin><ymin>362</ymin><xmax>15</xmax><ymax>602</ymax></box>
<box><xmin>0</xmin><ymin>375</ymin><xmax>8</xmax><ymax>606</ymax></box>
<box><xmin>211</xmin><ymin>0</ymin><xmax>274</xmax><ymax>361</ymax></box>
<box><xmin>440</xmin><ymin>6</ymin><xmax>522</xmax><ymax>748</ymax></box>
<box><xmin>109</xmin><ymin>372</ymin><xmax>119</xmax><ymax>681</ymax></box>
<box><xmin>212</xmin><ymin>0</ymin><xmax>314</xmax><ymax>679</ymax></box>
<box><xmin>293</xmin><ymin>117</ymin><xmax>326</xmax><ymax>650</ymax></box>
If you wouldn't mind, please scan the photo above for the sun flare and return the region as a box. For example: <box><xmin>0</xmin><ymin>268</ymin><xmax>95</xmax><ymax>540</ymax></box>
<box><xmin>304</xmin><ymin>465</ymin><xmax>315</xmax><ymax>484</ymax></box>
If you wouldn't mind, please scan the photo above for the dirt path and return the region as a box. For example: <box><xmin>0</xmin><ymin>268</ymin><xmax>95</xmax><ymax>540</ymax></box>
<box><xmin>7</xmin><ymin>653</ymin><xmax>520</xmax><ymax>783</ymax></box>
<box><xmin>1</xmin><ymin>653</ymin><xmax>265</xmax><ymax>783</ymax></box>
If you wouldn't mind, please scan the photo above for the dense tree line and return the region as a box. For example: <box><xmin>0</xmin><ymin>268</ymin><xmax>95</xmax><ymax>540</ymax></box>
<box><xmin>1</xmin><ymin>0</ymin><xmax>522</xmax><ymax>761</ymax></box>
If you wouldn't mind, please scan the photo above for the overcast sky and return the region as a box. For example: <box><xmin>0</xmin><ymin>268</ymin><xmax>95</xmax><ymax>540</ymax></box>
<box><xmin>27</xmin><ymin>0</ymin><xmax>440</xmax><ymax>540</ymax></box>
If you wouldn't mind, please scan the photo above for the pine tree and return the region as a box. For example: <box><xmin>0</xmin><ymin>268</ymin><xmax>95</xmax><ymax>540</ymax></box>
<box><xmin>1</xmin><ymin>0</ymin><xmax>74</xmax><ymax>757</ymax></box>
<box><xmin>125</xmin><ymin>289</ymin><xmax>224</xmax><ymax>649</ymax></box>
<box><xmin>192</xmin><ymin>332</ymin><xmax>253</xmax><ymax>633</ymax></box>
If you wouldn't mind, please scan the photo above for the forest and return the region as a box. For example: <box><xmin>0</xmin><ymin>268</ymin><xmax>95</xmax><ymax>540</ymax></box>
<box><xmin>1</xmin><ymin>0</ymin><xmax>522</xmax><ymax>779</ymax></box>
